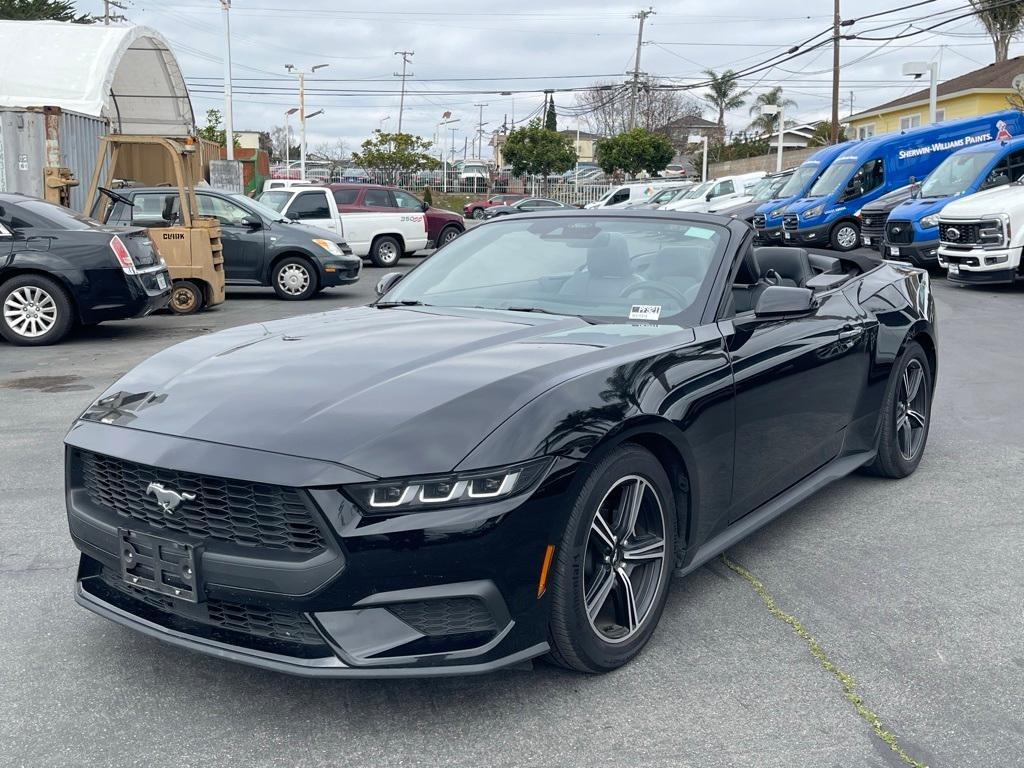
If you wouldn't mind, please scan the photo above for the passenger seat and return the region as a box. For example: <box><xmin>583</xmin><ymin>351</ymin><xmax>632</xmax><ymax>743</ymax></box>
<box><xmin>754</xmin><ymin>247</ymin><xmax>814</xmax><ymax>287</ymax></box>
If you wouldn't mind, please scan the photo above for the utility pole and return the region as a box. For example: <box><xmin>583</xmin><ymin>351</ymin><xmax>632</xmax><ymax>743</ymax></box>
<box><xmin>473</xmin><ymin>103</ymin><xmax>488</xmax><ymax>159</ymax></box>
<box><xmin>286</xmin><ymin>63</ymin><xmax>329</xmax><ymax>180</ymax></box>
<box><xmin>831</xmin><ymin>0</ymin><xmax>841</xmax><ymax>144</ymax></box>
<box><xmin>628</xmin><ymin>7</ymin><xmax>654</xmax><ymax>130</ymax></box>
<box><xmin>394</xmin><ymin>51</ymin><xmax>414</xmax><ymax>135</ymax></box>
<box><xmin>100</xmin><ymin>0</ymin><xmax>127</xmax><ymax>24</ymax></box>
<box><xmin>220</xmin><ymin>1</ymin><xmax>235</xmax><ymax>161</ymax></box>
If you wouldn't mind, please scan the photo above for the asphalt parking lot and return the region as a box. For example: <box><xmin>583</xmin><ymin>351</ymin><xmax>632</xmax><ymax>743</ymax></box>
<box><xmin>1</xmin><ymin>253</ymin><xmax>1021</xmax><ymax>768</ymax></box>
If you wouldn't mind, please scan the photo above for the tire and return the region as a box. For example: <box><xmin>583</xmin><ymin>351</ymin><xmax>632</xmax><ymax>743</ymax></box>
<box><xmin>370</xmin><ymin>235</ymin><xmax>402</xmax><ymax>268</ymax></box>
<box><xmin>546</xmin><ymin>444</ymin><xmax>676</xmax><ymax>673</ymax></box>
<box><xmin>830</xmin><ymin>220</ymin><xmax>860</xmax><ymax>252</ymax></box>
<box><xmin>471</xmin><ymin>207</ymin><xmax>486</xmax><ymax>220</ymax></box>
<box><xmin>271</xmin><ymin>257</ymin><xmax>318</xmax><ymax>301</ymax></box>
<box><xmin>863</xmin><ymin>340</ymin><xmax>932</xmax><ymax>478</ymax></box>
<box><xmin>0</xmin><ymin>274</ymin><xmax>73</xmax><ymax>346</ymax></box>
<box><xmin>168</xmin><ymin>280</ymin><xmax>205</xmax><ymax>315</ymax></box>
<box><xmin>437</xmin><ymin>225</ymin><xmax>461</xmax><ymax>247</ymax></box>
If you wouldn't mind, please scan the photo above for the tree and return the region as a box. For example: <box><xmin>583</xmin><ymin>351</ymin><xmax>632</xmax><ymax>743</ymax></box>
<box><xmin>702</xmin><ymin>69</ymin><xmax>749</xmax><ymax>140</ymax></box>
<box><xmin>269</xmin><ymin>125</ymin><xmax>301</xmax><ymax>163</ymax></box>
<box><xmin>501</xmin><ymin>118</ymin><xmax>576</xmax><ymax>183</ymax></box>
<box><xmin>595</xmin><ymin>128</ymin><xmax>675</xmax><ymax>178</ymax></box>
<box><xmin>0</xmin><ymin>0</ymin><xmax>89</xmax><ymax>21</ymax></box>
<box><xmin>809</xmin><ymin>120</ymin><xmax>848</xmax><ymax>146</ymax></box>
<box><xmin>196</xmin><ymin>109</ymin><xmax>239</xmax><ymax>148</ymax></box>
<box><xmin>748</xmin><ymin>87</ymin><xmax>797</xmax><ymax>135</ymax></box>
<box><xmin>970</xmin><ymin>0</ymin><xmax>1024</xmax><ymax>62</ymax></box>
<box><xmin>575</xmin><ymin>78</ymin><xmax>704</xmax><ymax>136</ymax></box>
<box><xmin>545</xmin><ymin>94</ymin><xmax>558</xmax><ymax>131</ymax></box>
<box><xmin>310</xmin><ymin>139</ymin><xmax>348</xmax><ymax>167</ymax></box>
<box><xmin>351</xmin><ymin>130</ymin><xmax>439</xmax><ymax>181</ymax></box>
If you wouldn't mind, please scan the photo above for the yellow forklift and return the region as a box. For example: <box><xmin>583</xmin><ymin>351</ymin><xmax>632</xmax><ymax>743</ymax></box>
<box><xmin>83</xmin><ymin>135</ymin><xmax>225</xmax><ymax>314</ymax></box>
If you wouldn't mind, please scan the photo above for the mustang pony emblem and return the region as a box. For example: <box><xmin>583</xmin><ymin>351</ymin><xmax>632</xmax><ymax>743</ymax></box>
<box><xmin>146</xmin><ymin>482</ymin><xmax>196</xmax><ymax>514</ymax></box>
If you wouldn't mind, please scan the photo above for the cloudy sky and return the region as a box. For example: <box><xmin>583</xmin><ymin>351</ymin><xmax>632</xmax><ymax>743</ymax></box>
<box><xmin>79</xmin><ymin>0</ymin><xmax>1024</xmax><ymax>157</ymax></box>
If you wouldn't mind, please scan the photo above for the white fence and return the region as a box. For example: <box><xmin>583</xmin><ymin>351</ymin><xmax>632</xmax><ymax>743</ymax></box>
<box><xmin>268</xmin><ymin>163</ymin><xmax>612</xmax><ymax>206</ymax></box>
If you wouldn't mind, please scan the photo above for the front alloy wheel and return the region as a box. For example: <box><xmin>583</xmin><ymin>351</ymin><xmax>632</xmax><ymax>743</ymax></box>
<box><xmin>831</xmin><ymin>221</ymin><xmax>860</xmax><ymax>252</ymax></box>
<box><xmin>546</xmin><ymin>444</ymin><xmax>676</xmax><ymax>673</ymax></box>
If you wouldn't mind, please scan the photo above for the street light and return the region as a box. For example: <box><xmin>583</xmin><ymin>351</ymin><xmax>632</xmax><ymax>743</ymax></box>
<box><xmin>760</xmin><ymin>104</ymin><xmax>784</xmax><ymax>172</ymax></box>
<box><xmin>436</xmin><ymin>115</ymin><xmax>460</xmax><ymax>193</ymax></box>
<box><xmin>284</xmin><ymin>107</ymin><xmax>298</xmax><ymax>178</ymax></box>
<box><xmin>380</xmin><ymin>115</ymin><xmax>391</xmax><ymax>131</ymax></box>
<box><xmin>687</xmin><ymin>134</ymin><xmax>708</xmax><ymax>182</ymax></box>
<box><xmin>903</xmin><ymin>61</ymin><xmax>939</xmax><ymax>125</ymax></box>
<box><xmin>220</xmin><ymin>1</ymin><xmax>235</xmax><ymax>161</ymax></box>
<box><xmin>286</xmin><ymin>62</ymin><xmax>329</xmax><ymax>179</ymax></box>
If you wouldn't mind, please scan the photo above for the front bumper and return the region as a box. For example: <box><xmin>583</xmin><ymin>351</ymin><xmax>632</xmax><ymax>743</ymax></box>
<box><xmin>938</xmin><ymin>245</ymin><xmax>1021</xmax><ymax>284</ymax></box>
<box><xmin>65</xmin><ymin>423</ymin><xmax>573</xmax><ymax>677</ymax></box>
<box><xmin>754</xmin><ymin>224</ymin><xmax>784</xmax><ymax>244</ymax></box>
<box><xmin>782</xmin><ymin>220</ymin><xmax>830</xmax><ymax>246</ymax></box>
<box><xmin>882</xmin><ymin>238</ymin><xmax>939</xmax><ymax>267</ymax></box>
<box><xmin>318</xmin><ymin>256</ymin><xmax>361</xmax><ymax>287</ymax></box>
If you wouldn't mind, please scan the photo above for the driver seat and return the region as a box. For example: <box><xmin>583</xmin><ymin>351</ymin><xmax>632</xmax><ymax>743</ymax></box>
<box><xmin>755</xmin><ymin>247</ymin><xmax>814</xmax><ymax>287</ymax></box>
<box><xmin>642</xmin><ymin>245</ymin><xmax>709</xmax><ymax>297</ymax></box>
<box><xmin>559</xmin><ymin>233</ymin><xmax>640</xmax><ymax>298</ymax></box>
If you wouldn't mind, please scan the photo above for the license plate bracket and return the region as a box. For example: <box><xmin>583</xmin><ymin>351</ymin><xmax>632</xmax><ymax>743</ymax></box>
<box><xmin>119</xmin><ymin>529</ymin><xmax>203</xmax><ymax>603</ymax></box>
<box><xmin>948</xmin><ymin>264</ymin><xmax>960</xmax><ymax>275</ymax></box>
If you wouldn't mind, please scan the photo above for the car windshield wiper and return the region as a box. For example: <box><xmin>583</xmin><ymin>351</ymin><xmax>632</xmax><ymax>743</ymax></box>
<box><xmin>501</xmin><ymin>306</ymin><xmax>596</xmax><ymax>324</ymax></box>
<box><xmin>376</xmin><ymin>299</ymin><xmax>429</xmax><ymax>308</ymax></box>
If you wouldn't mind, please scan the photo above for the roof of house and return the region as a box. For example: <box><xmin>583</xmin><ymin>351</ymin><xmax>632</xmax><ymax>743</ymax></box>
<box><xmin>657</xmin><ymin>115</ymin><xmax>718</xmax><ymax>131</ymax></box>
<box><xmin>557</xmin><ymin>129</ymin><xmax>604</xmax><ymax>140</ymax></box>
<box><xmin>849</xmin><ymin>55</ymin><xmax>1024</xmax><ymax>120</ymax></box>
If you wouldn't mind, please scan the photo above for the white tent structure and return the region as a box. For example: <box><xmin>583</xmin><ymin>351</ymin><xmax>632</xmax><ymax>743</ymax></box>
<box><xmin>0</xmin><ymin>20</ymin><xmax>194</xmax><ymax>135</ymax></box>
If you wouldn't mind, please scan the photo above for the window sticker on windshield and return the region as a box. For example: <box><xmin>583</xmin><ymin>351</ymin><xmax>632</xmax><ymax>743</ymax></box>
<box><xmin>629</xmin><ymin>304</ymin><xmax>662</xmax><ymax>321</ymax></box>
<box><xmin>685</xmin><ymin>226</ymin><xmax>716</xmax><ymax>240</ymax></box>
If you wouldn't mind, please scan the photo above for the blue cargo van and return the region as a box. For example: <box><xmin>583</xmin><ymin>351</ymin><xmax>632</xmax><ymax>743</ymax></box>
<box><xmin>782</xmin><ymin>109</ymin><xmax>1024</xmax><ymax>251</ymax></box>
<box><xmin>881</xmin><ymin>135</ymin><xmax>1024</xmax><ymax>265</ymax></box>
<box><xmin>752</xmin><ymin>142</ymin><xmax>852</xmax><ymax>244</ymax></box>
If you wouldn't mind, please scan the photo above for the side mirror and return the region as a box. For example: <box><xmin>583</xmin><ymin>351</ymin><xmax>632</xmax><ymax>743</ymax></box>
<box><xmin>375</xmin><ymin>271</ymin><xmax>404</xmax><ymax>297</ymax></box>
<box><xmin>753</xmin><ymin>286</ymin><xmax>816</xmax><ymax>318</ymax></box>
<box><xmin>240</xmin><ymin>217</ymin><xmax>262</xmax><ymax>229</ymax></box>
<box><xmin>420</xmin><ymin>201</ymin><xmax>430</xmax><ymax>212</ymax></box>
<box><xmin>705</xmin><ymin>192</ymin><xmax>714</xmax><ymax>201</ymax></box>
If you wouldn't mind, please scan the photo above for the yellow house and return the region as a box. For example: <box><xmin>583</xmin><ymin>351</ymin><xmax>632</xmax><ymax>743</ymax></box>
<box><xmin>847</xmin><ymin>56</ymin><xmax>1024</xmax><ymax>139</ymax></box>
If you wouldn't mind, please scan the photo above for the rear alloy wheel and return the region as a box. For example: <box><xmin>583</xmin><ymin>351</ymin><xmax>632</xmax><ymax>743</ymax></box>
<box><xmin>546</xmin><ymin>444</ymin><xmax>675</xmax><ymax>673</ymax></box>
<box><xmin>863</xmin><ymin>340</ymin><xmax>932</xmax><ymax>478</ymax></box>
<box><xmin>168</xmin><ymin>280</ymin><xmax>204</xmax><ymax>315</ymax></box>
<box><xmin>471</xmin><ymin>207</ymin><xmax>486</xmax><ymax>220</ymax></box>
<box><xmin>272</xmin><ymin>257</ymin><xmax>318</xmax><ymax>301</ymax></box>
<box><xmin>830</xmin><ymin>221</ymin><xmax>860</xmax><ymax>252</ymax></box>
<box><xmin>0</xmin><ymin>275</ymin><xmax>73</xmax><ymax>346</ymax></box>
<box><xmin>370</xmin><ymin>235</ymin><xmax>402</xmax><ymax>268</ymax></box>
<box><xmin>438</xmin><ymin>226</ymin><xmax>461</xmax><ymax>247</ymax></box>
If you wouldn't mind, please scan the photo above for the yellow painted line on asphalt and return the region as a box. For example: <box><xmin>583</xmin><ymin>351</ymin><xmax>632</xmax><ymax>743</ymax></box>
<box><xmin>720</xmin><ymin>553</ymin><xmax>928</xmax><ymax>768</ymax></box>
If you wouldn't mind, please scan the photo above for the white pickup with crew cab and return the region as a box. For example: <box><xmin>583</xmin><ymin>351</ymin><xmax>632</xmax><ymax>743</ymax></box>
<box><xmin>936</xmin><ymin>183</ymin><xmax>1023</xmax><ymax>285</ymax></box>
<box><xmin>257</xmin><ymin>186</ymin><xmax>429</xmax><ymax>267</ymax></box>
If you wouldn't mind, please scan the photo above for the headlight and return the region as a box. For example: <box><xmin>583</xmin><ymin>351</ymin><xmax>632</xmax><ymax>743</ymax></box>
<box><xmin>769</xmin><ymin>208</ymin><xmax>786</xmax><ymax>218</ymax></box>
<box><xmin>802</xmin><ymin>205</ymin><xmax>824</xmax><ymax>220</ymax></box>
<box><xmin>920</xmin><ymin>214</ymin><xmax>941</xmax><ymax>229</ymax></box>
<box><xmin>345</xmin><ymin>458</ymin><xmax>552</xmax><ymax>514</ymax></box>
<box><xmin>313</xmin><ymin>238</ymin><xmax>344</xmax><ymax>256</ymax></box>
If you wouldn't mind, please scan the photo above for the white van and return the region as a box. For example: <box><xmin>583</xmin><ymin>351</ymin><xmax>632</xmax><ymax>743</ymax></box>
<box><xmin>662</xmin><ymin>172</ymin><xmax>767</xmax><ymax>212</ymax></box>
<box><xmin>261</xmin><ymin>179</ymin><xmax>315</xmax><ymax>193</ymax></box>
<box><xmin>585</xmin><ymin>180</ymin><xmax>680</xmax><ymax>209</ymax></box>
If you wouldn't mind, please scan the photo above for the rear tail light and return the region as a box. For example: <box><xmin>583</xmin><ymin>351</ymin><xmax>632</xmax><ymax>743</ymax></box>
<box><xmin>109</xmin><ymin>235</ymin><xmax>137</xmax><ymax>275</ymax></box>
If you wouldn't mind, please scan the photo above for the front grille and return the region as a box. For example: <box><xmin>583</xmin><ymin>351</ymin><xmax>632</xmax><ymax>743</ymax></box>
<box><xmin>944</xmin><ymin>254</ymin><xmax>980</xmax><ymax>266</ymax></box>
<box><xmin>783</xmin><ymin>213</ymin><xmax>799</xmax><ymax>230</ymax></box>
<box><xmin>78</xmin><ymin>450</ymin><xmax>325</xmax><ymax>553</ymax></box>
<box><xmin>388</xmin><ymin>598</ymin><xmax>497</xmax><ymax>637</ymax></box>
<box><xmin>860</xmin><ymin>211</ymin><xmax>886</xmax><ymax>240</ymax></box>
<box><xmin>94</xmin><ymin>567</ymin><xmax>326</xmax><ymax>647</ymax></box>
<box><xmin>885</xmin><ymin>220</ymin><xmax>914</xmax><ymax>245</ymax></box>
<box><xmin>752</xmin><ymin>214</ymin><xmax>766</xmax><ymax>229</ymax></box>
<box><xmin>939</xmin><ymin>220</ymin><xmax>999</xmax><ymax>246</ymax></box>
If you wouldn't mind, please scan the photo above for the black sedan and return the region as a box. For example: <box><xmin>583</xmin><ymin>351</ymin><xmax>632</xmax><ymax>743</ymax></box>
<box><xmin>65</xmin><ymin>211</ymin><xmax>936</xmax><ymax>677</ymax></box>
<box><xmin>482</xmin><ymin>197</ymin><xmax>575</xmax><ymax>218</ymax></box>
<box><xmin>103</xmin><ymin>188</ymin><xmax>361</xmax><ymax>301</ymax></box>
<box><xmin>0</xmin><ymin>193</ymin><xmax>169</xmax><ymax>346</ymax></box>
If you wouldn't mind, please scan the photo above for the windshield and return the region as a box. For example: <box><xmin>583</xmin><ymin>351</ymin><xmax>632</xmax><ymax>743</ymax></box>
<box><xmin>233</xmin><ymin>193</ymin><xmax>286</xmax><ymax>221</ymax></box>
<box><xmin>776</xmin><ymin>163</ymin><xmax>819</xmax><ymax>198</ymax></box>
<box><xmin>920</xmin><ymin>150</ymin><xmax>999</xmax><ymax>197</ymax></box>
<box><xmin>681</xmin><ymin>181</ymin><xmax>714</xmax><ymax>199</ymax></box>
<box><xmin>381</xmin><ymin>216</ymin><xmax>725</xmax><ymax>324</ymax></box>
<box><xmin>808</xmin><ymin>160</ymin><xmax>855</xmax><ymax>197</ymax></box>
<box><xmin>750</xmin><ymin>176</ymin><xmax>789</xmax><ymax>203</ymax></box>
<box><xmin>650</xmin><ymin>188</ymin><xmax>683</xmax><ymax>204</ymax></box>
<box><xmin>256</xmin><ymin>190</ymin><xmax>292</xmax><ymax>214</ymax></box>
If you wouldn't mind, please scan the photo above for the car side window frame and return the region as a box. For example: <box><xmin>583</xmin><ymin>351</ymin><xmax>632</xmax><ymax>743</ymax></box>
<box><xmin>197</xmin><ymin>194</ymin><xmax>251</xmax><ymax>226</ymax></box>
<box><xmin>287</xmin><ymin>191</ymin><xmax>332</xmax><ymax>220</ymax></box>
<box><xmin>363</xmin><ymin>188</ymin><xmax>393</xmax><ymax>208</ymax></box>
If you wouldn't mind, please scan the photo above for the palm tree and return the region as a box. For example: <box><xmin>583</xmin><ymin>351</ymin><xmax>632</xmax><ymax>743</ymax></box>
<box><xmin>748</xmin><ymin>87</ymin><xmax>798</xmax><ymax>136</ymax></box>
<box><xmin>702</xmin><ymin>69</ymin><xmax>749</xmax><ymax>141</ymax></box>
<box><xmin>969</xmin><ymin>0</ymin><xmax>1024</xmax><ymax>63</ymax></box>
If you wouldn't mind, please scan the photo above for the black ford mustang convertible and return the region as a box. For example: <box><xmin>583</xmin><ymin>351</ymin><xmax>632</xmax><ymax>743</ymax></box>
<box><xmin>65</xmin><ymin>211</ymin><xmax>936</xmax><ymax>677</ymax></box>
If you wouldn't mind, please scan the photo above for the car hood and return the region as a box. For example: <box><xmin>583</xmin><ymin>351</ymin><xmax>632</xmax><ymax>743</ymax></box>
<box><xmin>784</xmin><ymin>197</ymin><xmax>827</xmax><ymax>215</ymax></box>
<box><xmin>77</xmin><ymin>306</ymin><xmax>689</xmax><ymax>477</ymax></box>
<box><xmin>755</xmin><ymin>195</ymin><xmax>798</xmax><ymax>216</ymax></box>
<box><xmin>889</xmin><ymin>197</ymin><xmax>952</xmax><ymax>220</ymax></box>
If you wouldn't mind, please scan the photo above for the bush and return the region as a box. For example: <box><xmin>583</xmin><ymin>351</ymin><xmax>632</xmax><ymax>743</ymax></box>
<box><xmin>423</xmin><ymin>186</ymin><xmax>433</xmax><ymax>205</ymax></box>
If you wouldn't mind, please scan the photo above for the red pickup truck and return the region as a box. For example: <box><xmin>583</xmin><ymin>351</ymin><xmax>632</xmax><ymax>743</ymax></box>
<box><xmin>329</xmin><ymin>184</ymin><xmax>465</xmax><ymax>248</ymax></box>
<box><xmin>463</xmin><ymin>194</ymin><xmax>527</xmax><ymax>220</ymax></box>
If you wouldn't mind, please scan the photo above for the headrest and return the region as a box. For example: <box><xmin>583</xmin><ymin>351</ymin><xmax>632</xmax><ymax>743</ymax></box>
<box><xmin>755</xmin><ymin>247</ymin><xmax>813</xmax><ymax>283</ymax></box>
<box><xmin>650</xmin><ymin>246</ymin><xmax>709</xmax><ymax>280</ymax></box>
<box><xmin>586</xmin><ymin>232</ymin><xmax>632</xmax><ymax>278</ymax></box>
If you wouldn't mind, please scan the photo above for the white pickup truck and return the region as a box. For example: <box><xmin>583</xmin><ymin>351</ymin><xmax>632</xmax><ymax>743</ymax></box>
<box><xmin>257</xmin><ymin>186</ymin><xmax>429</xmax><ymax>267</ymax></box>
<box><xmin>937</xmin><ymin>183</ymin><xmax>1023</xmax><ymax>285</ymax></box>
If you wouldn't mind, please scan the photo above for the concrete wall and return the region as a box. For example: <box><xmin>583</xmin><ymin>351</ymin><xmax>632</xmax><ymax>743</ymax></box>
<box><xmin>708</xmin><ymin>146</ymin><xmax>820</xmax><ymax>178</ymax></box>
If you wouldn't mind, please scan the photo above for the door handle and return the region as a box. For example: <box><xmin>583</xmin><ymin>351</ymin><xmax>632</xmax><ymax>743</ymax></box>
<box><xmin>838</xmin><ymin>326</ymin><xmax>863</xmax><ymax>341</ymax></box>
